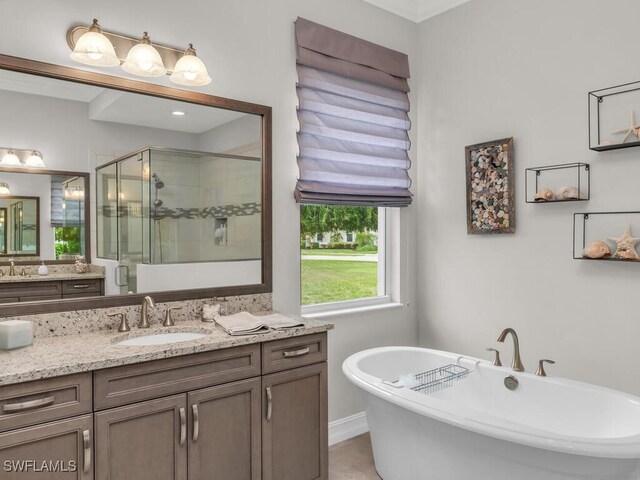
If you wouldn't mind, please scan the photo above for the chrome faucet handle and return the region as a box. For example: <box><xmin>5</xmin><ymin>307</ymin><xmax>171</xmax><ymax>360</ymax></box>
<box><xmin>535</xmin><ymin>359</ymin><xmax>555</xmax><ymax>377</ymax></box>
<box><xmin>163</xmin><ymin>307</ymin><xmax>182</xmax><ymax>327</ymax></box>
<box><xmin>108</xmin><ymin>312</ymin><xmax>130</xmax><ymax>333</ymax></box>
<box><xmin>486</xmin><ymin>348</ymin><xmax>502</xmax><ymax>367</ymax></box>
<box><xmin>20</xmin><ymin>266</ymin><xmax>27</xmax><ymax>276</ymax></box>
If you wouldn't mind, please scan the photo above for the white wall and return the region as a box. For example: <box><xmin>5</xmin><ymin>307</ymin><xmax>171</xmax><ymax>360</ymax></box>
<box><xmin>0</xmin><ymin>0</ymin><xmax>419</xmax><ymax>422</ymax></box>
<box><xmin>417</xmin><ymin>0</ymin><xmax>640</xmax><ymax>394</ymax></box>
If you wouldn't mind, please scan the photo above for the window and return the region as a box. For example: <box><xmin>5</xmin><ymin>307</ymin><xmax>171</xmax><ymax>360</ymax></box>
<box><xmin>316</xmin><ymin>233</ymin><xmax>323</xmax><ymax>242</ymax></box>
<box><xmin>301</xmin><ymin>205</ymin><xmax>386</xmax><ymax>309</ymax></box>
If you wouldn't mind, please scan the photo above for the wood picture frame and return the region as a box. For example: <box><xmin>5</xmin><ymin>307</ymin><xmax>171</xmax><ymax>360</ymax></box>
<box><xmin>465</xmin><ymin>137</ymin><xmax>515</xmax><ymax>234</ymax></box>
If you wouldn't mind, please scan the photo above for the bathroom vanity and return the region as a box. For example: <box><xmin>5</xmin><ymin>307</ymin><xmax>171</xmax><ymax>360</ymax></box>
<box><xmin>0</xmin><ymin>323</ymin><xmax>330</xmax><ymax>480</ymax></box>
<box><xmin>0</xmin><ymin>274</ymin><xmax>105</xmax><ymax>303</ymax></box>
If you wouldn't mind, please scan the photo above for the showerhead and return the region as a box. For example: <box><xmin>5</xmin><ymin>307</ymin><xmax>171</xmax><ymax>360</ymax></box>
<box><xmin>151</xmin><ymin>173</ymin><xmax>165</xmax><ymax>189</ymax></box>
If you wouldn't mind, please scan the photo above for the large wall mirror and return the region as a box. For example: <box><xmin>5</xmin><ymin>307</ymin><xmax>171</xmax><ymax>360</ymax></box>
<box><xmin>0</xmin><ymin>54</ymin><xmax>271</xmax><ymax>315</ymax></box>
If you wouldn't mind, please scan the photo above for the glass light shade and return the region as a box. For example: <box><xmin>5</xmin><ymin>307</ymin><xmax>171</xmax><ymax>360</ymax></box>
<box><xmin>122</xmin><ymin>33</ymin><xmax>167</xmax><ymax>77</ymax></box>
<box><xmin>0</xmin><ymin>183</ymin><xmax>10</xmax><ymax>195</ymax></box>
<box><xmin>170</xmin><ymin>45</ymin><xmax>211</xmax><ymax>86</ymax></box>
<box><xmin>24</xmin><ymin>151</ymin><xmax>45</xmax><ymax>168</ymax></box>
<box><xmin>70</xmin><ymin>20</ymin><xmax>119</xmax><ymax>67</ymax></box>
<box><xmin>0</xmin><ymin>150</ymin><xmax>21</xmax><ymax>166</ymax></box>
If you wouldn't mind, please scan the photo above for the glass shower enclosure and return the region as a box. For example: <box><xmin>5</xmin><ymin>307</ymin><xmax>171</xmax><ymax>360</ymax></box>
<box><xmin>96</xmin><ymin>147</ymin><xmax>262</xmax><ymax>294</ymax></box>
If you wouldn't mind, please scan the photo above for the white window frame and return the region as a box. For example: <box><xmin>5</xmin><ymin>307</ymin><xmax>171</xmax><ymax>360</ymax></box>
<box><xmin>301</xmin><ymin>207</ymin><xmax>392</xmax><ymax>316</ymax></box>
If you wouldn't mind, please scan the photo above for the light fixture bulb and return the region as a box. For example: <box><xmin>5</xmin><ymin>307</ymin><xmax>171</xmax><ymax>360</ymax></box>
<box><xmin>24</xmin><ymin>151</ymin><xmax>45</xmax><ymax>168</ymax></box>
<box><xmin>1</xmin><ymin>149</ymin><xmax>21</xmax><ymax>167</ymax></box>
<box><xmin>172</xmin><ymin>111</ymin><xmax>186</xmax><ymax>116</ymax></box>
<box><xmin>122</xmin><ymin>32</ymin><xmax>167</xmax><ymax>77</ymax></box>
<box><xmin>170</xmin><ymin>44</ymin><xmax>212</xmax><ymax>86</ymax></box>
<box><xmin>0</xmin><ymin>183</ymin><xmax>10</xmax><ymax>195</ymax></box>
<box><xmin>70</xmin><ymin>19</ymin><xmax>120</xmax><ymax>67</ymax></box>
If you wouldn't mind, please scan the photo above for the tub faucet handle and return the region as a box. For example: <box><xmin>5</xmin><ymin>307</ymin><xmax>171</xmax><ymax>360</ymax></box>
<box><xmin>535</xmin><ymin>359</ymin><xmax>555</xmax><ymax>377</ymax></box>
<box><xmin>486</xmin><ymin>348</ymin><xmax>502</xmax><ymax>367</ymax></box>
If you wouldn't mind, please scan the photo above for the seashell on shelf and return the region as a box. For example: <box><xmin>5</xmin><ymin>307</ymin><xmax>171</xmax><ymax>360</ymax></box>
<box><xmin>534</xmin><ymin>187</ymin><xmax>554</xmax><ymax>202</ymax></box>
<box><xmin>582</xmin><ymin>240</ymin><xmax>612</xmax><ymax>259</ymax></box>
<box><xmin>598</xmin><ymin>139</ymin><xmax>614</xmax><ymax>147</ymax></box>
<box><xmin>555</xmin><ymin>186</ymin><xmax>580</xmax><ymax>201</ymax></box>
<box><xmin>607</xmin><ymin>225</ymin><xmax>640</xmax><ymax>261</ymax></box>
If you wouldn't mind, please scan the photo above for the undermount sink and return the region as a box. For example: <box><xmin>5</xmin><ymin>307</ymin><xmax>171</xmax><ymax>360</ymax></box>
<box><xmin>116</xmin><ymin>332</ymin><xmax>207</xmax><ymax>346</ymax></box>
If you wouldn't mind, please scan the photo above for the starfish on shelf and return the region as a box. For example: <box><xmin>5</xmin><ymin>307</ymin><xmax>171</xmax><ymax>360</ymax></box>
<box><xmin>607</xmin><ymin>224</ymin><xmax>640</xmax><ymax>260</ymax></box>
<box><xmin>611</xmin><ymin>110</ymin><xmax>640</xmax><ymax>143</ymax></box>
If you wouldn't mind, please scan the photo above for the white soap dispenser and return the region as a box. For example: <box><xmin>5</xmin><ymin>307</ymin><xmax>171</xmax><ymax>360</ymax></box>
<box><xmin>37</xmin><ymin>261</ymin><xmax>48</xmax><ymax>276</ymax></box>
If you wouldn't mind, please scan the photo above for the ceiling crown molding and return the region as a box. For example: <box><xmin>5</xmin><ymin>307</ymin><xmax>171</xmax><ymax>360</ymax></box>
<box><xmin>361</xmin><ymin>0</ymin><xmax>473</xmax><ymax>23</ymax></box>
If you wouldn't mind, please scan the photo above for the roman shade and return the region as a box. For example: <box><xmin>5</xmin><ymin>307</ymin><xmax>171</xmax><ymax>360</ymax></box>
<box><xmin>294</xmin><ymin>17</ymin><xmax>412</xmax><ymax>206</ymax></box>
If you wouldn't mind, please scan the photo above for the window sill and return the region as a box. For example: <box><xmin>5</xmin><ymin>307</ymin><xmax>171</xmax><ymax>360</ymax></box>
<box><xmin>302</xmin><ymin>300</ymin><xmax>404</xmax><ymax>320</ymax></box>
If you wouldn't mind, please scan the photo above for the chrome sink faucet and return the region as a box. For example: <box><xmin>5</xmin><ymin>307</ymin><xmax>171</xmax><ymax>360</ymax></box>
<box><xmin>497</xmin><ymin>327</ymin><xmax>525</xmax><ymax>372</ymax></box>
<box><xmin>138</xmin><ymin>296</ymin><xmax>155</xmax><ymax>329</ymax></box>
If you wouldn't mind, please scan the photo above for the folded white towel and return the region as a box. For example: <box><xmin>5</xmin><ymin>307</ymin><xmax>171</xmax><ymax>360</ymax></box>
<box><xmin>214</xmin><ymin>312</ymin><xmax>304</xmax><ymax>336</ymax></box>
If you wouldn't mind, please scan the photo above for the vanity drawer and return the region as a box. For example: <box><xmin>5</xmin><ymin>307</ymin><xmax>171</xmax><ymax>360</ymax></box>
<box><xmin>94</xmin><ymin>344</ymin><xmax>261</xmax><ymax>410</ymax></box>
<box><xmin>262</xmin><ymin>333</ymin><xmax>327</xmax><ymax>374</ymax></box>
<box><xmin>0</xmin><ymin>281</ymin><xmax>62</xmax><ymax>299</ymax></box>
<box><xmin>62</xmin><ymin>278</ymin><xmax>102</xmax><ymax>295</ymax></box>
<box><xmin>0</xmin><ymin>373</ymin><xmax>92</xmax><ymax>433</ymax></box>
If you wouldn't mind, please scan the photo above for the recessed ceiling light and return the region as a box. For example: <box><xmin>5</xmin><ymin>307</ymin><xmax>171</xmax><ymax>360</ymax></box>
<box><xmin>172</xmin><ymin>111</ymin><xmax>186</xmax><ymax>116</ymax></box>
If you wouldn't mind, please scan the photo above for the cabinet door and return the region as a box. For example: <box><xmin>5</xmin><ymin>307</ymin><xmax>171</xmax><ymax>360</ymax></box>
<box><xmin>188</xmin><ymin>378</ymin><xmax>261</xmax><ymax>480</ymax></box>
<box><xmin>0</xmin><ymin>414</ymin><xmax>93</xmax><ymax>480</ymax></box>
<box><xmin>262</xmin><ymin>363</ymin><xmax>328</xmax><ymax>480</ymax></box>
<box><xmin>94</xmin><ymin>395</ymin><xmax>187</xmax><ymax>480</ymax></box>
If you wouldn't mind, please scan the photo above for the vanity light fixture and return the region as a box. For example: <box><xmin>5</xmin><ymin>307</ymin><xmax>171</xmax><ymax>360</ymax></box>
<box><xmin>170</xmin><ymin>44</ymin><xmax>212</xmax><ymax>86</ymax></box>
<box><xmin>67</xmin><ymin>20</ymin><xmax>212</xmax><ymax>87</ymax></box>
<box><xmin>24</xmin><ymin>151</ymin><xmax>46</xmax><ymax>168</ymax></box>
<box><xmin>0</xmin><ymin>183</ymin><xmax>10</xmax><ymax>195</ymax></box>
<box><xmin>121</xmin><ymin>32</ymin><xmax>167</xmax><ymax>77</ymax></box>
<box><xmin>69</xmin><ymin>19</ymin><xmax>120</xmax><ymax>67</ymax></box>
<box><xmin>0</xmin><ymin>148</ymin><xmax>46</xmax><ymax>168</ymax></box>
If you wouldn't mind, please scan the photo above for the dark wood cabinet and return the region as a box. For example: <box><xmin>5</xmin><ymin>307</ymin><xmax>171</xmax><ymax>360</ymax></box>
<box><xmin>188</xmin><ymin>378</ymin><xmax>261</xmax><ymax>480</ymax></box>
<box><xmin>94</xmin><ymin>395</ymin><xmax>187</xmax><ymax>480</ymax></box>
<box><xmin>0</xmin><ymin>414</ymin><xmax>93</xmax><ymax>480</ymax></box>
<box><xmin>262</xmin><ymin>362</ymin><xmax>328</xmax><ymax>480</ymax></box>
<box><xmin>0</xmin><ymin>278</ymin><xmax>104</xmax><ymax>303</ymax></box>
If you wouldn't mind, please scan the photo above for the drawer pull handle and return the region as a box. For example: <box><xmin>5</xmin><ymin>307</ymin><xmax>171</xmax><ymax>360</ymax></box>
<box><xmin>73</xmin><ymin>284</ymin><xmax>91</xmax><ymax>289</ymax></box>
<box><xmin>283</xmin><ymin>347</ymin><xmax>310</xmax><ymax>358</ymax></box>
<box><xmin>192</xmin><ymin>404</ymin><xmax>199</xmax><ymax>442</ymax></box>
<box><xmin>3</xmin><ymin>396</ymin><xmax>55</xmax><ymax>412</ymax></box>
<box><xmin>82</xmin><ymin>429</ymin><xmax>91</xmax><ymax>473</ymax></box>
<box><xmin>179</xmin><ymin>407</ymin><xmax>186</xmax><ymax>445</ymax></box>
<box><xmin>266</xmin><ymin>386</ymin><xmax>272</xmax><ymax>421</ymax></box>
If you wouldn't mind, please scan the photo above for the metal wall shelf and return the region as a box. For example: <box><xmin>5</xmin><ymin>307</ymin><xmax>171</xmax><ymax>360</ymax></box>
<box><xmin>525</xmin><ymin>163</ymin><xmax>590</xmax><ymax>203</ymax></box>
<box><xmin>573</xmin><ymin>211</ymin><xmax>640</xmax><ymax>262</ymax></box>
<box><xmin>589</xmin><ymin>81</ymin><xmax>640</xmax><ymax>151</ymax></box>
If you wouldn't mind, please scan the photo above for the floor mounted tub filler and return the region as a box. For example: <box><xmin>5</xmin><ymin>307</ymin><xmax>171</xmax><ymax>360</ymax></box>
<box><xmin>343</xmin><ymin>346</ymin><xmax>640</xmax><ymax>480</ymax></box>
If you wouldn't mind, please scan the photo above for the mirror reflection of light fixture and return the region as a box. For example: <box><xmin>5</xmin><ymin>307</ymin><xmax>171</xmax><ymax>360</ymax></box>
<box><xmin>64</xmin><ymin>186</ymin><xmax>85</xmax><ymax>199</ymax></box>
<box><xmin>1</xmin><ymin>149</ymin><xmax>21</xmax><ymax>167</ymax></box>
<box><xmin>67</xmin><ymin>21</ymin><xmax>212</xmax><ymax>87</ymax></box>
<box><xmin>24</xmin><ymin>151</ymin><xmax>46</xmax><ymax>168</ymax></box>
<box><xmin>0</xmin><ymin>183</ymin><xmax>10</xmax><ymax>195</ymax></box>
<box><xmin>70</xmin><ymin>19</ymin><xmax>120</xmax><ymax>67</ymax></box>
<box><xmin>122</xmin><ymin>32</ymin><xmax>167</xmax><ymax>77</ymax></box>
<box><xmin>170</xmin><ymin>44</ymin><xmax>212</xmax><ymax>86</ymax></box>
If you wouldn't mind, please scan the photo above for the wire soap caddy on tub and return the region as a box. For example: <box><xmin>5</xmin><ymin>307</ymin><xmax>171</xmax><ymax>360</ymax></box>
<box><xmin>384</xmin><ymin>356</ymin><xmax>479</xmax><ymax>395</ymax></box>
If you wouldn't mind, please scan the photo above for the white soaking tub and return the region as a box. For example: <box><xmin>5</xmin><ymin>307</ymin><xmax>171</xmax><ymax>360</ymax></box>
<box><xmin>343</xmin><ymin>346</ymin><xmax>640</xmax><ymax>480</ymax></box>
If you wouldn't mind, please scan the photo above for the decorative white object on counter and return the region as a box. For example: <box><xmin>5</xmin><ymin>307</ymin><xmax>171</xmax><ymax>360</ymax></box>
<box><xmin>202</xmin><ymin>302</ymin><xmax>221</xmax><ymax>322</ymax></box>
<box><xmin>38</xmin><ymin>261</ymin><xmax>49</xmax><ymax>276</ymax></box>
<box><xmin>75</xmin><ymin>255</ymin><xmax>88</xmax><ymax>273</ymax></box>
<box><xmin>0</xmin><ymin>320</ymin><xmax>33</xmax><ymax>350</ymax></box>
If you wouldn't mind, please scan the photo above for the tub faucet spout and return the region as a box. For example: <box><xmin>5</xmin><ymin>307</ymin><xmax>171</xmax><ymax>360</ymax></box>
<box><xmin>497</xmin><ymin>327</ymin><xmax>525</xmax><ymax>372</ymax></box>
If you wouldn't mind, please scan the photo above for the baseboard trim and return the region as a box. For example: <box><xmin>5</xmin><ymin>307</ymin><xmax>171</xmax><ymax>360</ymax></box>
<box><xmin>328</xmin><ymin>411</ymin><xmax>369</xmax><ymax>446</ymax></box>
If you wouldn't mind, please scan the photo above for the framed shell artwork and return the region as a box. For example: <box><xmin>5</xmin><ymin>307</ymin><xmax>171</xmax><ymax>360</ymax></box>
<box><xmin>465</xmin><ymin>137</ymin><xmax>515</xmax><ymax>234</ymax></box>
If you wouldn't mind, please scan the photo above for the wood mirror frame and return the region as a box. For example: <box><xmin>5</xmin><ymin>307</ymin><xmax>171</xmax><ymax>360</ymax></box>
<box><xmin>0</xmin><ymin>54</ymin><xmax>272</xmax><ymax>316</ymax></box>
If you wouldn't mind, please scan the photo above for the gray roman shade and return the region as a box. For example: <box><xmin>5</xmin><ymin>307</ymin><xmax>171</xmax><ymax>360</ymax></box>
<box><xmin>294</xmin><ymin>17</ymin><xmax>412</xmax><ymax>206</ymax></box>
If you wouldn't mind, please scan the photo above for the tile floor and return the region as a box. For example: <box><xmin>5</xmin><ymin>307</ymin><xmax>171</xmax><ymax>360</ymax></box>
<box><xmin>329</xmin><ymin>433</ymin><xmax>381</xmax><ymax>479</ymax></box>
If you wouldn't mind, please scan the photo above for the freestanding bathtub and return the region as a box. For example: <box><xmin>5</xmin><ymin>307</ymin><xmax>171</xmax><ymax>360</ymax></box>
<box><xmin>343</xmin><ymin>346</ymin><xmax>640</xmax><ymax>480</ymax></box>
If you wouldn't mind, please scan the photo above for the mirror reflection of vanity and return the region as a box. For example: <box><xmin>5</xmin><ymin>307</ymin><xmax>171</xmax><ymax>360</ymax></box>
<box><xmin>0</xmin><ymin>54</ymin><xmax>272</xmax><ymax>315</ymax></box>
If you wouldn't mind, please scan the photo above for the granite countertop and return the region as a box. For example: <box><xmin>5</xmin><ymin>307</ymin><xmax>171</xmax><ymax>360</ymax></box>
<box><xmin>0</xmin><ymin>314</ymin><xmax>333</xmax><ymax>386</ymax></box>
<box><xmin>0</xmin><ymin>272</ymin><xmax>105</xmax><ymax>283</ymax></box>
